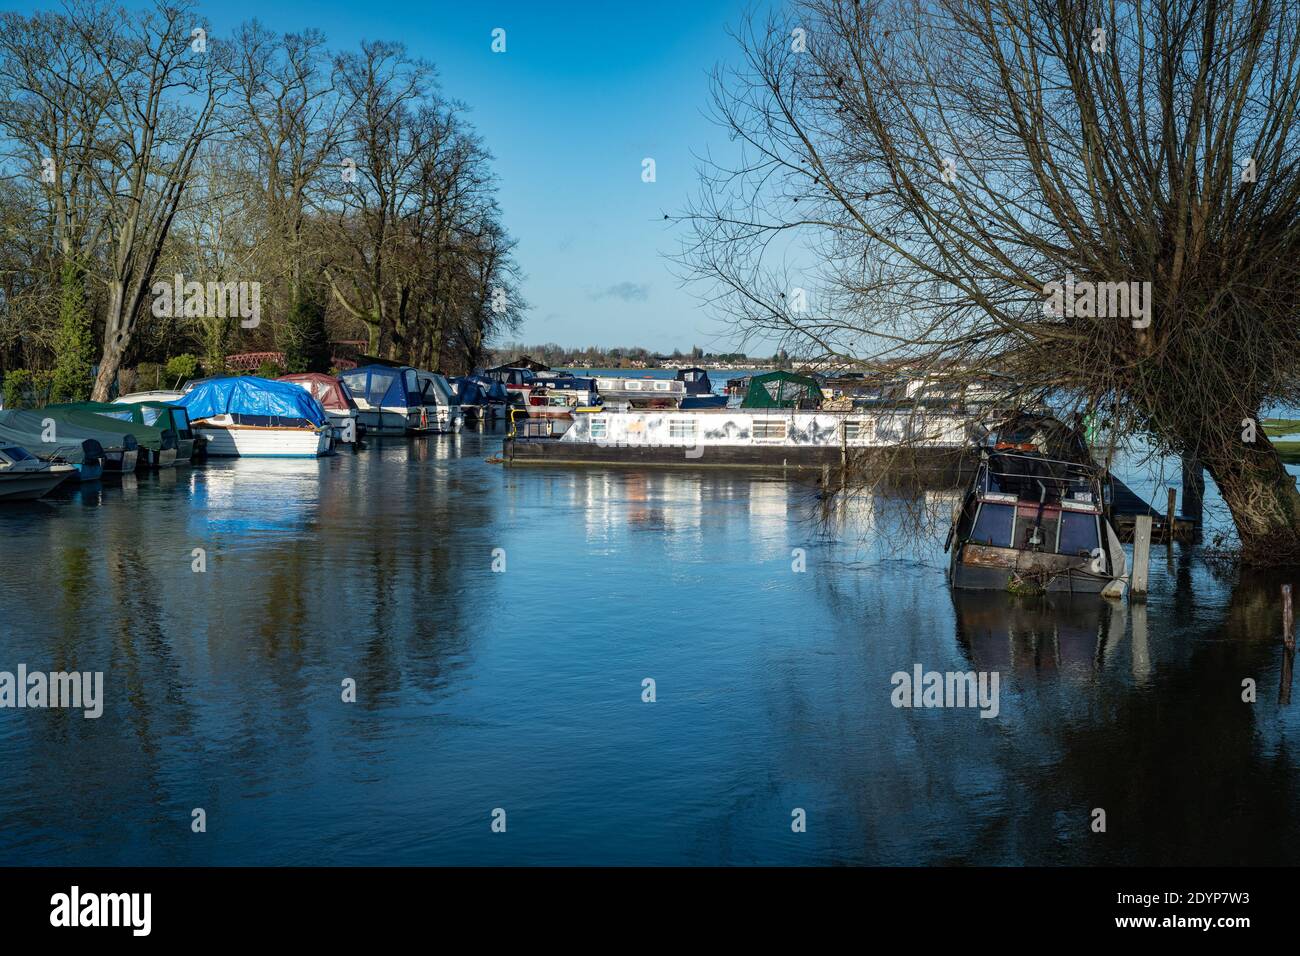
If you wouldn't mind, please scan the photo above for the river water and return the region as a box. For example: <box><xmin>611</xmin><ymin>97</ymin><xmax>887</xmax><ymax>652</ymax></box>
<box><xmin>1</xmin><ymin>423</ymin><xmax>1299</xmax><ymax>865</ymax></box>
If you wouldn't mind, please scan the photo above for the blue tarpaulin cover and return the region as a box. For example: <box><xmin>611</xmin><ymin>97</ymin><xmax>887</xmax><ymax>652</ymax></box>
<box><xmin>177</xmin><ymin>376</ymin><xmax>327</xmax><ymax>426</ymax></box>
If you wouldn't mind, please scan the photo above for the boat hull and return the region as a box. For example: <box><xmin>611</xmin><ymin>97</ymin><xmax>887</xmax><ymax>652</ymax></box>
<box><xmin>0</xmin><ymin>470</ymin><xmax>73</xmax><ymax>500</ymax></box>
<box><xmin>355</xmin><ymin>405</ymin><xmax>459</xmax><ymax>435</ymax></box>
<box><xmin>193</xmin><ymin>423</ymin><xmax>331</xmax><ymax>458</ymax></box>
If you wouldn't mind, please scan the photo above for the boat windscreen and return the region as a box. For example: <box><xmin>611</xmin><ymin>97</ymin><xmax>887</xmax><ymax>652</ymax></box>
<box><xmin>1059</xmin><ymin>511</ymin><xmax>1100</xmax><ymax>556</ymax></box>
<box><xmin>971</xmin><ymin>502</ymin><xmax>1015</xmax><ymax>547</ymax></box>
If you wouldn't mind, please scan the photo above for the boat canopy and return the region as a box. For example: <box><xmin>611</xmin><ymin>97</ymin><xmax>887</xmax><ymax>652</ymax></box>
<box><xmin>740</xmin><ymin>371</ymin><xmax>824</xmax><ymax>409</ymax></box>
<box><xmin>0</xmin><ymin>411</ymin><xmax>105</xmax><ymax>464</ymax></box>
<box><xmin>44</xmin><ymin>404</ymin><xmax>175</xmax><ymax>449</ymax></box>
<box><xmin>176</xmin><ymin>376</ymin><xmax>327</xmax><ymax>427</ymax></box>
<box><xmin>2</xmin><ymin>408</ymin><xmax>138</xmax><ymax>453</ymax></box>
<box><xmin>59</xmin><ymin>399</ymin><xmax>191</xmax><ymax>438</ymax></box>
<box><xmin>338</xmin><ymin>365</ymin><xmax>429</xmax><ymax>409</ymax></box>
<box><xmin>676</xmin><ymin>367</ymin><xmax>714</xmax><ymax>395</ymax></box>
<box><xmin>278</xmin><ymin>373</ymin><xmax>358</xmax><ymax>413</ymax></box>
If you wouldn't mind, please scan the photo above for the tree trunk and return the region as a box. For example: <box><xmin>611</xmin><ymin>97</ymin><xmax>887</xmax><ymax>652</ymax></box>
<box><xmin>1206</xmin><ymin>441</ymin><xmax>1300</xmax><ymax>565</ymax></box>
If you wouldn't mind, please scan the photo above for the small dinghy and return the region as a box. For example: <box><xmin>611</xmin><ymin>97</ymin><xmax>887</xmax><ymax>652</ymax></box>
<box><xmin>0</xmin><ymin>445</ymin><xmax>76</xmax><ymax>500</ymax></box>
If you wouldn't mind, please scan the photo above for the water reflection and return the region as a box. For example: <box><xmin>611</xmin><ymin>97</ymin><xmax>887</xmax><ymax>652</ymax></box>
<box><xmin>3</xmin><ymin>443</ymin><xmax>1300</xmax><ymax>865</ymax></box>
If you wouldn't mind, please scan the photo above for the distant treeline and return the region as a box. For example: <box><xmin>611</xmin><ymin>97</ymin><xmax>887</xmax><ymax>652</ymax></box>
<box><xmin>490</xmin><ymin>343</ymin><xmax>789</xmax><ymax>369</ymax></box>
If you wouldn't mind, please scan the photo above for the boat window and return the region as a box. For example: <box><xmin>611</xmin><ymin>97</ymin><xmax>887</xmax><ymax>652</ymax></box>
<box><xmin>0</xmin><ymin>446</ymin><xmax>34</xmax><ymax>461</ymax></box>
<box><xmin>970</xmin><ymin>502</ymin><xmax>1014</xmax><ymax>547</ymax></box>
<box><xmin>843</xmin><ymin>419</ymin><xmax>873</xmax><ymax>441</ymax></box>
<box><xmin>141</xmin><ymin>407</ymin><xmax>164</xmax><ymax>426</ymax></box>
<box><xmin>1058</xmin><ymin>511</ymin><xmax>1100</xmax><ymax>556</ymax></box>
<box><xmin>589</xmin><ymin>417</ymin><xmax>608</xmax><ymax>439</ymax></box>
<box><xmin>1015</xmin><ymin>507</ymin><xmax>1059</xmax><ymax>551</ymax></box>
<box><xmin>752</xmin><ymin>420</ymin><xmax>787</xmax><ymax>440</ymax></box>
<box><xmin>669</xmin><ymin>419</ymin><xmax>697</xmax><ymax>442</ymax></box>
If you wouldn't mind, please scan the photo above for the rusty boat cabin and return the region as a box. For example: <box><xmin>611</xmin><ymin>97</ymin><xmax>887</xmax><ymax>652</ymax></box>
<box><xmin>946</xmin><ymin>420</ymin><xmax>1125</xmax><ymax>595</ymax></box>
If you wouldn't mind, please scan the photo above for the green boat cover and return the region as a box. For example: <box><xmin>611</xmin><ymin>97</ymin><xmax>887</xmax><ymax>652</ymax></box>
<box><xmin>740</xmin><ymin>371</ymin><xmax>824</xmax><ymax>409</ymax></box>
<box><xmin>45</xmin><ymin>404</ymin><xmax>174</xmax><ymax>450</ymax></box>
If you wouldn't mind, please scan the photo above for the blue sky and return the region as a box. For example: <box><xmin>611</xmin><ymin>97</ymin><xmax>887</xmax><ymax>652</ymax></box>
<box><xmin>57</xmin><ymin>0</ymin><xmax>767</xmax><ymax>354</ymax></box>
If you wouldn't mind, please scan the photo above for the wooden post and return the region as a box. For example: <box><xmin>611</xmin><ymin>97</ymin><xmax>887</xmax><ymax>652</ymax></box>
<box><xmin>822</xmin><ymin>463</ymin><xmax>830</xmax><ymax>491</ymax></box>
<box><xmin>1165</xmin><ymin>488</ymin><xmax>1177</xmax><ymax>541</ymax></box>
<box><xmin>1284</xmin><ymin>584</ymin><xmax>1295</xmax><ymax>648</ymax></box>
<box><xmin>1131</xmin><ymin>514</ymin><xmax>1152</xmax><ymax>598</ymax></box>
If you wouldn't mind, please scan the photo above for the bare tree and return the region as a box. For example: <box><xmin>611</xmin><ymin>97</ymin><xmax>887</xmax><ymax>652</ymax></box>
<box><xmin>682</xmin><ymin>0</ymin><xmax>1300</xmax><ymax>565</ymax></box>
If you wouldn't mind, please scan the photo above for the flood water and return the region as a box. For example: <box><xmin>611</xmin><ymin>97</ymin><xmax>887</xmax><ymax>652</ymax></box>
<box><xmin>2</xmin><ymin>425</ymin><xmax>1299</xmax><ymax>865</ymax></box>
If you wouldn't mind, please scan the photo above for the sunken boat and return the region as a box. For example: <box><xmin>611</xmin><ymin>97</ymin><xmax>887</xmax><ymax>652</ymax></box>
<box><xmin>945</xmin><ymin>414</ymin><xmax>1127</xmax><ymax>596</ymax></box>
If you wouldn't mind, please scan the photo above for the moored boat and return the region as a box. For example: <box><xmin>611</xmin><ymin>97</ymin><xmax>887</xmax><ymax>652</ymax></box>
<box><xmin>43</xmin><ymin>405</ymin><xmax>175</xmax><ymax>468</ymax></box>
<box><xmin>676</xmin><ymin>367</ymin><xmax>728</xmax><ymax>409</ymax></box>
<box><xmin>99</xmin><ymin>399</ymin><xmax>196</xmax><ymax>463</ymax></box>
<box><xmin>0</xmin><ymin>411</ymin><xmax>107</xmax><ymax>481</ymax></box>
<box><xmin>338</xmin><ymin>364</ymin><xmax>458</xmax><ymax>435</ymax></box>
<box><xmin>593</xmin><ymin>376</ymin><xmax>686</xmax><ymax>409</ymax></box>
<box><xmin>0</xmin><ymin>445</ymin><xmax>76</xmax><ymax>500</ymax></box>
<box><xmin>279</xmin><ymin>372</ymin><xmax>362</xmax><ymax>444</ymax></box>
<box><xmin>175</xmin><ymin>376</ymin><xmax>331</xmax><ymax>457</ymax></box>
<box><xmin>945</xmin><ymin>415</ymin><xmax>1127</xmax><ymax>597</ymax></box>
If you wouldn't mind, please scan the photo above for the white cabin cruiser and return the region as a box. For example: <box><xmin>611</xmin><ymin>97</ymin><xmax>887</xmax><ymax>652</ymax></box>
<box><xmin>0</xmin><ymin>445</ymin><xmax>76</xmax><ymax>500</ymax></box>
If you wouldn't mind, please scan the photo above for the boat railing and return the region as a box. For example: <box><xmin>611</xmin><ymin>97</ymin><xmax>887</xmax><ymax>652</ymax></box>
<box><xmin>978</xmin><ymin>450</ymin><xmax>1103</xmax><ymax>500</ymax></box>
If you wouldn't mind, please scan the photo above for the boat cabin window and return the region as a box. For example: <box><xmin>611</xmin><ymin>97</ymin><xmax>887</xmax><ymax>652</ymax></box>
<box><xmin>1058</xmin><ymin>510</ymin><xmax>1100</xmax><ymax>556</ymax></box>
<box><xmin>1014</xmin><ymin>504</ymin><xmax>1059</xmax><ymax>551</ymax></box>
<box><xmin>843</xmin><ymin>420</ymin><xmax>874</xmax><ymax>442</ymax></box>
<box><xmin>669</xmin><ymin>419</ymin><xmax>697</xmax><ymax>442</ymax></box>
<box><xmin>970</xmin><ymin>502</ymin><xmax>1014</xmax><ymax>547</ymax></box>
<box><xmin>752</xmin><ymin>419</ymin><xmax>787</xmax><ymax>440</ymax></box>
<box><xmin>589</xmin><ymin>417</ymin><xmax>608</xmax><ymax>439</ymax></box>
<box><xmin>0</xmin><ymin>445</ymin><xmax>35</xmax><ymax>462</ymax></box>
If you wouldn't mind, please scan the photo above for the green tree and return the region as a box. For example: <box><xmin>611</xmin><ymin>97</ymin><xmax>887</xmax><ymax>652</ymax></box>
<box><xmin>49</xmin><ymin>262</ymin><xmax>94</xmax><ymax>402</ymax></box>
<box><xmin>283</xmin><ymin>286</ymin><xmax>330</xmax><ymax>373</ymax></box>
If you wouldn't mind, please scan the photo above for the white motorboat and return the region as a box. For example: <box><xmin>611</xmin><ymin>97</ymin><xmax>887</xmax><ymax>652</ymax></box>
<box><xmin>0</xmin><ymin>445</ymin><xmax>76</xmax><ymax>500</ymax></box>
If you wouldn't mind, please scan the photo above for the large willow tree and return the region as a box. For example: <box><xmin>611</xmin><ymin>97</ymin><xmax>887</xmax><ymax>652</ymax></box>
<box><xmin>684</xmin><ymin>0</ymin><xmax>1300</xmax><ymax>565</ymax></box>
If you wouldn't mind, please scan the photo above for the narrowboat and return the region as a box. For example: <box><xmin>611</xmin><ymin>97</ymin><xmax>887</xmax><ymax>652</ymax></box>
<box><xmin>44</xmin><ymin>404</ymin><xmax>177</xmax><ymax>468</ymax></box>
<box><xmin>175</xmin><ymin>376</ymin><xmax>331</xmax><ymax>457</ymax></box>
<box><xmin>0</xmin><ymin>445</ymin><xmax>76</xmax><ymax>500</ymax></box>
<box><xmin>338</xmin><ymin>365</ymin><xmax>458</xmax><ymax>435</ymax></box>
<box><xmin>945</xmin><ymin>415</ymin><xmax>1127</xmax><ymax>597</ymax></box>
<box><xmin>593</xmin><ymin>376</ymin><xmax>687</xmax><ymax>409</ymax></box>
<box><xmin>505</xmin><ymin>405</ymin><xmax>974</xmax><ymax>480</ymax></box>
<box><xmin>279</xmin><ymin>373</ymin><xmax>362</xmax><ymax>444</ymax></box>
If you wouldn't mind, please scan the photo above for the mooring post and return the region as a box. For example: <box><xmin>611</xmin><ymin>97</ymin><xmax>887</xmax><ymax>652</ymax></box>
<box><xmin>1165</xmin><ymin>488</ymin><xmax>1177</xmax><ymax>541</ymax></box>
<box><xmin>1131</xmin><ymin>514</ymin><xmax>1152</xmax><ymax>599</ymax></box>
<box><xmin>1284</xmin><ymin>584</ymin><xmax>1295</xmax><ymax>648</ymax></box>
<box><xmin>822</xmin><ymin>463</ymin><xmax>830</xmax><ymax>491</ymax></box>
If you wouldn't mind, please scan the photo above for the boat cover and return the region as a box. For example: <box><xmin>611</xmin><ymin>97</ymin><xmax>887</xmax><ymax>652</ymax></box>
<box><xmin>740</xmin><ymin>371</ymin><xmax>824</xmax><ymax>409</ymax></box>
<box><xmin>0</xmin><ymin>409</ymin><xmax>136</xmax><ymax>453</ymax></box>
<box><xmin>278</xmin><ymin>373</ymin><xmax>359</xmax><ymax>413</ymax></box>
<box><xmin>43</xmin><ymin>405</ymin><xmax>174</xmax><ymax>449</ymax></box>
<box><xmin>176</xmin><ymin>376</ymin><xmax>327</xmax><ymax>426</ymax></box>
<box><xmin>338</xmin><ymin>365</ymin><xmax>425</xmax><ymax>409</ymax></box>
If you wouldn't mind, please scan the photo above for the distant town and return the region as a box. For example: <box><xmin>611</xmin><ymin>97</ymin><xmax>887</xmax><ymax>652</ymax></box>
<box><xmin>487</xmin><ymin>344</ymin><xmax>793</xmax><ymax>371</ymax></box>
